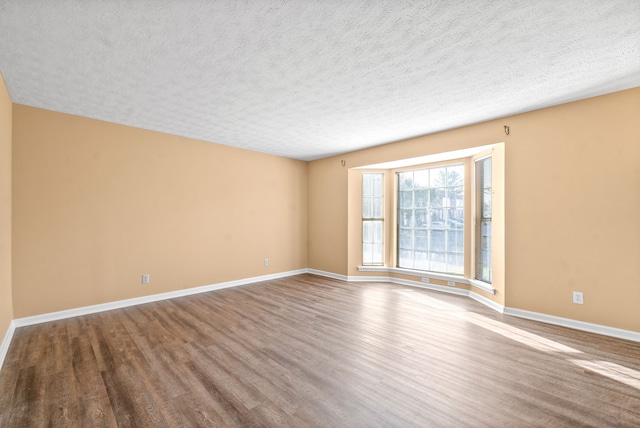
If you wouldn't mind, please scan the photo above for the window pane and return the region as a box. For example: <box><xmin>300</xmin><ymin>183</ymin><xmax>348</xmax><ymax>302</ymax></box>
<box><xmin>397</xmin><ymin>164</ymin><xmax>464</xmax><ymax>274</ymax></box>
<box><xmin>399</xmin><ymin>228</ymin><xmax>413</xmax><ymax>249</ymax></box>
<box><xmin>372</xmin><ymin>221</ymin><xmax>383</xmax><ymax>242</ymax></box>
<box><xmin>414</xmin><ymin>251</ymin><xmax>428</xmax><ymax>270</ymax></box>
<box><xmin>429</xmin><ymin>252</ymin><xmax>446</xmax><ymax>272</ymax></box>
<box><xmin>414</xmin><ymin>189</ymin><xmax>427</xmax><ymax>207</ymax></box>
<box><xmin>372</xmin><ymin>197</ymin><xmax>383</xmax><ymax>218</ymax></box>
<box><xmin>475</xmin><ymin>157</ymin><xmax>492</xmax><ymax>282</ymax></box>
<box><xmin>363</xmin><ymin>243</ymin><xmax>373</xmax><ymax>264</ymax></box>
<box><xmin>483</xmin><ymin>190</ymin><xmax>492</xmax><ymax>218</ymax></box>
<box><xmin>372</xmin><ymin>244</ymin><xmax>384</xmax><ymax>264</ymax></box>
<box><xmin>399</xmin><ymin>172</ymin><xmax>413</xmax><ymax>190</ymax></box>
<box><xmin>363</xmin><ymin>173</ymin><xmax>384</xmax><ymax>266</ymax></box>
<box><xmin>483</xmin><ymin>157</ymin><xmax>492</xmax><ymax>188</ymax></box>
<box><xmin>430</xmin><ymin>230</ymin><xmax>445</xmax><ymax>251</ymax></box>
<box><xmin>430</xmin><ymin>209</ymin><xmax>445</xmax><ymax>227</ymax></box>
<box><xmin>430</xmin><ymin>188</ymin><xmax>445</xmax><ymax>207</ymax></box>
<box><xmin>399</xmin><ymin>191</ymin><xmax>413</xmax><ymax>208</ymax></box>
<box><xmin>414</xmin><ymin>170</ymin><xmax>428</xmax><ymax>188</ymax></box>
<box><xmin>448</xmin><ymin>253</ymin><xmax>464</xmax><ymax>274</ymax></box>
<box><xmin>430</xmin><ymin>167</ymin><xmax>446</xmax><ymax>187</ymax></box>
<box><xmin>363</xmin><ymin>175</ymin><xmax>373</xmax><ymax>196</ymax></box>
<box><xmin>372</xmin><ymin>174</ymin><xmax>383</xmax><ymax>196</ymax></box>
<box><xmin>415</xmin><ymin>209</ymin><xmax>427</xmax><ymax>227</ymax></box>
<box><xmin>447</xmin><ymin>208</ymin><xmax>464</xmax><ymax>228</ymax></box>
<box><xmin>399</xmin><ymin>209</ymin><xmax>413</xmax><ymax>227</ymax></box>
<box><xmin>448</xmin><ymin>186</ymin><xmax>464</xmax><ymax>207</ymax></box>
<box><xmin>448</xmin><ymin>165</ymin><xmax>464</xmax><ymax>187</ymax></box>
<box><xmin>399</xmin><ymin>250</ymin><xmax>413</xmax><ymax>268</ymax></box>
<box><xmin>362</xmin><ymin>197</ymin><xmax>372</xmax><ymax>218</ymax></box>
<box><xmin>448</xmin><ymin>230</ymin><xmax>464</xmax><ymax>252</ymax></box>
<box><xmin>415</xmin><ymin>229</ymin><xmax>428</xmax><ymax>250</ymax></box>
<box><xmin>363</xmin><ymin>221</ymin><xmax>372</xmax><ymax>242</ymax></box>
<box><xmin>481</xmin><ymin>221</ymin><xmax>491</xmax><ymax>251</ymax></box>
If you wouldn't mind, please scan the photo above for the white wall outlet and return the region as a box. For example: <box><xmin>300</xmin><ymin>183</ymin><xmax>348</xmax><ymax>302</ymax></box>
<box><xmin>572</xmin><ymin>291</ymin><xmax>584</xmax><ymax>304</ymax></box>
<box><xmin>264</xmin><ymin>258</ymin><xmax>269</xmax><ymax>266</ymax></box>
<box><xmin>142</xmin><ymin>274</ymin><xmax>150</xmax><ymax>284</ymax></box>
<box><xmin>447</xmin><ymin>281</ymin><xmax>456</xmax><ymax>287</ymax></box>
<box><xmin>421</xmin><ymin>277</ymin><xmax>429</xmax><ymax>283</ymax></box>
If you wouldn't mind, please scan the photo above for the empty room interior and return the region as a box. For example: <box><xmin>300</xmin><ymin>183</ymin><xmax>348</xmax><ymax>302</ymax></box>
<box><xmin>1</xmin><ymin>1</ymin><xmax>640</xmax><ymax>426</ymax></box>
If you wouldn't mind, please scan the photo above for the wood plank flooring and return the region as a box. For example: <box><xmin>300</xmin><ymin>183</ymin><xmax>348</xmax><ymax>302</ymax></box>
<box><xmin>1</xmin><ymin>273</ymin><xmax>639</xmax><ymax>427</ymax></box>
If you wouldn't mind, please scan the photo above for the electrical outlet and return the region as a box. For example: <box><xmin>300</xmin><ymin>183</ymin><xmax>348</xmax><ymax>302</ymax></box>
<box><xmin>264</xmin><ymin>258</ymin><xmax>269</xmax><ymax>266</ymax></box>
<box><xmin>421</xmin><ymin>277</ymin><xmax>429</xmax><ymax>283</ymax></box>
<box><xmin>447</xmin><ymin>281</ymin><xmax>456</xmax><ymax>287</ymax></box>
<box><xmin>142</xmin><ymin>274</ymin><xmax>150</xmax><ymax>284</ymax></box>
<box><xmin>572</xmin><ymin>291</ymin><xmax>584</xmax><ymax>304</ymax></box>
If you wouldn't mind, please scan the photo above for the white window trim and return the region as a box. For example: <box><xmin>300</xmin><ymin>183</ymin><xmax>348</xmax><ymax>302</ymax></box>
<box><xmin>357</xmin><ymin>265</ymin><xmax>496</xmax><ymax>295</ymax></box>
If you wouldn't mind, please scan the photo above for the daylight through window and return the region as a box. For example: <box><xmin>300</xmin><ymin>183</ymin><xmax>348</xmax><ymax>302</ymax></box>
<box><xmin>475</xmin><ymin>156</ymin><xmax>492</xmax><ymax>283</ymax></box>
<box><xmin>362</xmin><ymin>173</ymin><xmax>384</xmax><ymax>265</ymax></box>
<box><xmin>397</xmin><ymin>165</ymin><xmax>464</xmax><ymax>274</ymax></box>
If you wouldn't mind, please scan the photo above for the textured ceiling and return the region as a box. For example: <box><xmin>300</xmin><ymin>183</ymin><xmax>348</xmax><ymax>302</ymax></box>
<box><xmin>1</xmin><ymin>1</ymin><xmax>639</xmax><ymax>161</ymax></box>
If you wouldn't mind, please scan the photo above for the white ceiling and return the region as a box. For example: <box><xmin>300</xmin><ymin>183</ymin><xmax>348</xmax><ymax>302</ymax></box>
<box><xmin>1</xmin><ymin>1</ymin><xmax>639</xmax><ymax>161</ymax></box>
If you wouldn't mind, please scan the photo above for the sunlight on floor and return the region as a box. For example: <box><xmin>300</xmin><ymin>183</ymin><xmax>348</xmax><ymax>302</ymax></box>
<box><xmin>570</xmin><ymin>359</ymin><xmax>640</xmax><ymax>389</ymax></box>
<box><xmin>360</xmin><ymin>288</ymin><xmax>390</xmax><ymax>333</ymax></box>
<box><xmin>459</xmin><ymin>312</ymin><xmax>582</xmax><ymax>354</ymax></box>
<box><xmin>396</xmin><ymin>287</ymin><xmax>640</xmax><ymax>390</ymax></box>
<box><xmin>392</xmin><ymin>289</ymin><xmax>465</xmax><ymax>312</ymax></box>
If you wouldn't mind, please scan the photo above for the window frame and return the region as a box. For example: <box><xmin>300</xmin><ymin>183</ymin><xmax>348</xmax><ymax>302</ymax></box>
<box><xmin>475</xmin><ymin>155</ymin><xmax>492</xmax><ymax>284</ymax></box>
<box><xmin>362</xmin><ymin>172</ymin><xmax>385</xmax><ymax>266</ymax></box>
<box><xmin>395</xmin><ymin>163</ymin><xmax>465</xmax><ymax>275</ymax></box>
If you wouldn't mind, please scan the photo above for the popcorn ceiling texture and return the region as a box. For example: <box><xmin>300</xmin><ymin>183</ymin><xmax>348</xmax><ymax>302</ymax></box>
<box><xmin>0</xmin><ymin>0</ymin><xmax>639</xmax><ymax>160</ymax></box>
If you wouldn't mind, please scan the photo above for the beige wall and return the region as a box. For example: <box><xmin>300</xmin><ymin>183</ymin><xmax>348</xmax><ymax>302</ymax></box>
<box><xmin>12</xmin><ymin>105</ymin><xmax>308</xmax><ymax>318</ymax></box>
<box><xmin>308</xmin><ymin>159</ymin><xmax>348</xmax><ymax>274</ymax></box>
<box><xmin>0</xmin><ymin>73</ymin><xmax>13</xmax><ymax>337</ymax></box>
<box><xmin>505</xmin><ymin>89</ymin><xmax>640</xmax><ymax>331</ymax></box>
<box><xmin>308</xmin><ymin>87</ymin><xmax>640</xmax><ymax>332</ymax></box>
<box><xmin>5</xmin><ymin>85</ymin><xmax>640</xmax><ymax>333</ymax></box>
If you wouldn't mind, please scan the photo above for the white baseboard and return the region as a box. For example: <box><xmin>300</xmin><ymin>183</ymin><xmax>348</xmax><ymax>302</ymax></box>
<box><xmin>13</xmin><ymin>269</ymin><xmax>307</xmax><ymax>328</ymax></box>
<box><xmin>1</xmin><ymin>269</ymin><xmax>305</xmax><ymax>370</ymax></box>
<box><xmin>348</xmin><ymin>274</ymin><xmax>392</xmax><ymax>282</ymax></box>
<box><xmin>3</xmin><ymin>268</ymin><xmax>639</xmax><ymax>373</ymax></box>
<box><xmin>0</xmin><ymin>320</ymin><xmax>16</xmax><ymax>372</ymax></box>
<box><xmin>504</xmin><ymin>307</ymin><xmax>640</xmax><ymax>343</ymax></box>
<box><xmin>306</xmin><ymin>269</ymin><xmax>349</xmax><ymax>281</ymax></box>
<box><xmin>357</xmin><ymin>266</ymin><xmax>496</xmax><ymax>294</ymax></box>
<box><xmin>315</xmin><ymin>270</ymin><xmax>639</xmax><ymax>343</ymax></box>
<box><xmin>389</xmin><ymin>277</ymin><xmax>470</xmax><ymax>297</ymax></box>
<box><xmin>311</xmin><ymin>269</ymin><xmax>480</xmax><ymax>301</ymax></box>
<box><xmin>469</xmin><ymin>291</ymin><xmax>505</xmax><ymax>313</ymax></box>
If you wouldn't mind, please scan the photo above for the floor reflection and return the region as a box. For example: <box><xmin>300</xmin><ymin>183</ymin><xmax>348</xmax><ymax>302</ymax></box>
<box><xmin>396</xmin><ymin>287</ymin><xmax>640</xmax><ymax>390</ymax></box>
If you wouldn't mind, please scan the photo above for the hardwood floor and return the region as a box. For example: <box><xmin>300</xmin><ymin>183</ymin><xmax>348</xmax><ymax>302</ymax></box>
<box><xmin>1</xmin><ymin>274</ymin><xmax>639</xmax><ymax>427</ymax></box>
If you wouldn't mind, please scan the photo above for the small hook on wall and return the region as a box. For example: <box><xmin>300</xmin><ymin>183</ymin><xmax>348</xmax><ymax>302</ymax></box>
<box><xmin>341</xmin><ymin>160</ymin><xmax>346</xmax><ymax>166</ymax></box>
<box><xmin>504</xmin><ymin>125</ymin><xmax>510</xmax><ymax>136</ymax></box>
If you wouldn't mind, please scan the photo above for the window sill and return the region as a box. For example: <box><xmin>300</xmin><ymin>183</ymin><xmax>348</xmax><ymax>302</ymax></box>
<box><xmin>357</xmin><ymin>266</ymin><xmax>496</xmax><ymax>295</ymax></box>
<box><xmin>468</xmin><ymin>279</ymin><xmax>495</xmax><ymax>295</ymax></box>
